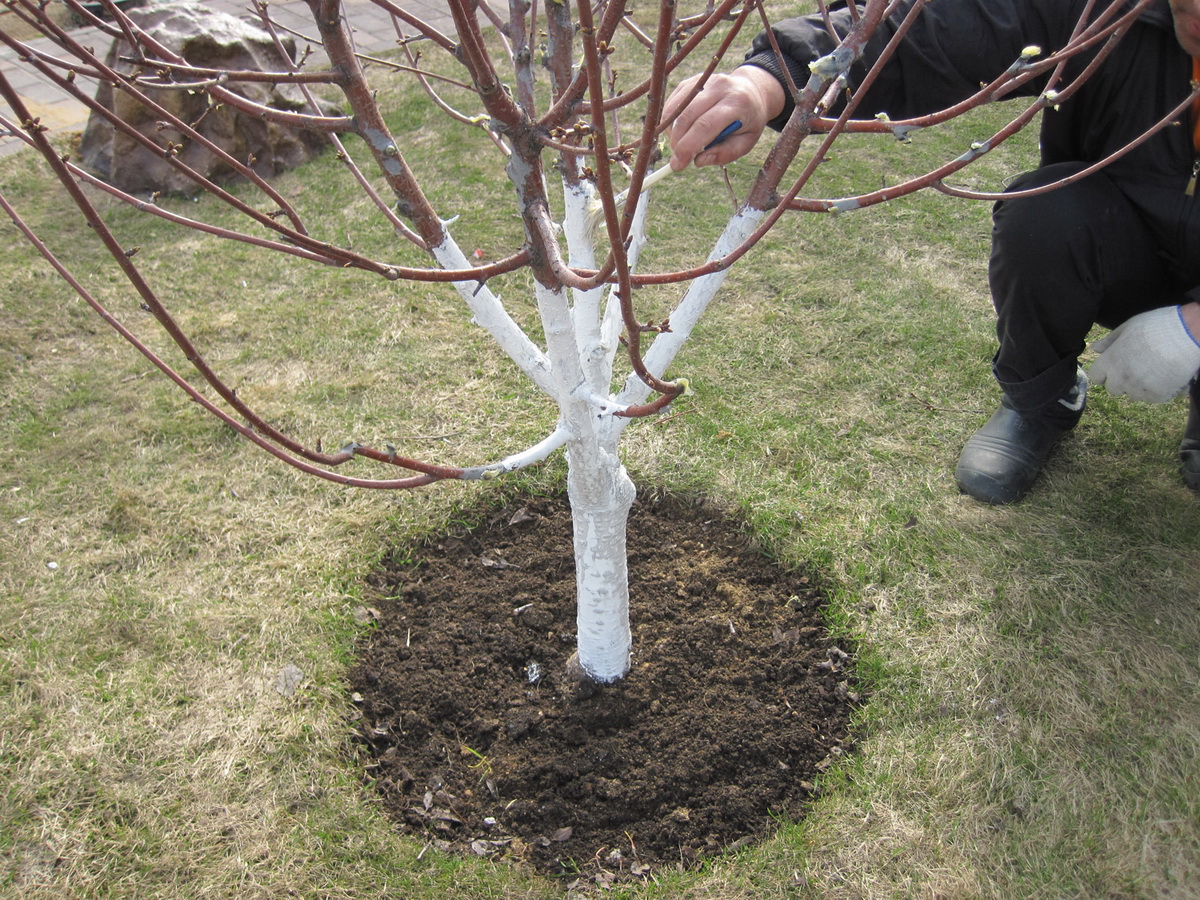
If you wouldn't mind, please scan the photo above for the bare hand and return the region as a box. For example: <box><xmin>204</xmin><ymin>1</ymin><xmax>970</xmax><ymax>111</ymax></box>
<box><xmin>665</xmin><ymin>67</ymin><xmax>786</xmax><ymax>171</ymax></box>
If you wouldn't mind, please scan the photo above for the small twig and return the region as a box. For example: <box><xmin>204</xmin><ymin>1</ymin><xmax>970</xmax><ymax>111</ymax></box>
<box><xmin>391</xmin><ymin>432</ymin><xmax>463</xmax><ymax>442</ymax></box>
<box><xmin>647</xmin><ymin>409</ymin><xmax>693</xmax><ymax>428</ymax></box>
<box><xmin>907</xmin><ymin>393</ymin><xmax>984</xmax><ymax>415</ymax></box>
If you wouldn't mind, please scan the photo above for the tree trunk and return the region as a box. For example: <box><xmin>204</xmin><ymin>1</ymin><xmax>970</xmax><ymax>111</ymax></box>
<box><xmin>532</xmin><ymin>269</ymin><xmax>637</xmax><ymax>682</ymax></box>
<box><xmin>566</xmin><ymin>439</ymin><xmax>636</xmax><ymax>683</ymax></box>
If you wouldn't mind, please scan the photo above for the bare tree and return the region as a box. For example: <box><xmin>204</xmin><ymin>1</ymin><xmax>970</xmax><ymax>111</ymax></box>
<box><xmin>0</xmin><ymin>0</ymin><xmax>1172</xmax><ymax>681</ymax></box>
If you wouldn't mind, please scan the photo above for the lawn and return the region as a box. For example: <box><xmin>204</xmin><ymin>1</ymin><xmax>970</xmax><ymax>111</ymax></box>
<box><xmin>2</xmin><ymin>3</ymin><xmax>1199</xmax><ymax>898</ymax></box>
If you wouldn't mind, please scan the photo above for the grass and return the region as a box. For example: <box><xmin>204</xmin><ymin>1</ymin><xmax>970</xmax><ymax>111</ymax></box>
<box><xmin>3</xmin><ymin>4</ymin><xmax>1200</xmax><ymax>898</ymax></box>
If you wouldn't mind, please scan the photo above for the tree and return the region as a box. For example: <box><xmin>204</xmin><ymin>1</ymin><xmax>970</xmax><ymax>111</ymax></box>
<box><xmin>0</xmin><ymin>0</ymin><xmax>1168</xmax><ymax>682</ymax></box>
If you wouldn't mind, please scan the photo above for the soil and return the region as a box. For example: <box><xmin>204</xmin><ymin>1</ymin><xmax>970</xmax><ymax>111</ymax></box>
<box><xmin>349</xmin><ymin>491</ymin><xmax>861</xmax><ymax>890</ymax></box>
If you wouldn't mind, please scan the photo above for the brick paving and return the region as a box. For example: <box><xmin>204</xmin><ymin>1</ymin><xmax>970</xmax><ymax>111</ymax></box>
<box><xmin>0</xmin><ymin>1</ymin><xmax>457</xmax><ymax>158</ymax></box>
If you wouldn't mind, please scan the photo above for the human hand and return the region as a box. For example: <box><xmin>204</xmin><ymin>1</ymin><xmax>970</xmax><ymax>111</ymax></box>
<box><xmin>1087</xmin><ymin>304</ymin><xmax>1200</xmax><ymax>403</ymax></box>
<box><xmin>665</xmin><ymin>66</ymin><xmax>786</xmax><ymax>171</ymax></box>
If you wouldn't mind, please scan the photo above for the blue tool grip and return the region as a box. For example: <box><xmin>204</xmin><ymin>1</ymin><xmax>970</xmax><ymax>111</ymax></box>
<box><xmin>702</xmin><ymin>120</ymin><xmax>743</xmax><ymax>151</ymax></box>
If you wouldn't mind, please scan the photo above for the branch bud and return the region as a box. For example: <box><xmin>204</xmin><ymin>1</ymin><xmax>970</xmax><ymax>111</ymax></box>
<box><xmin>809</xmin><ymin>46</ymin><xmax>855</xmax><ymax>80</ymax></box>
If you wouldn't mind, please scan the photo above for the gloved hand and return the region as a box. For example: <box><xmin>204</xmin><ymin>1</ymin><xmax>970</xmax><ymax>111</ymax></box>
<box><xmin>1088</xmin><ymin>305</ymin><xmax>1200</xmax><ymax>403</ymax></box>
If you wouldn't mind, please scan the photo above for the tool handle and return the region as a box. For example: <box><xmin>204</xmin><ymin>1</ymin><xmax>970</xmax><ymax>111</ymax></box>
<box><xmin>702</xmin><ymin>120</ymin><xmax>743</xmax><ymax>151</ymax></box>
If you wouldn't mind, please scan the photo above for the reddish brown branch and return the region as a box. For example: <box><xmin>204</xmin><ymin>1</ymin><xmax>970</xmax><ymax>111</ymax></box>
<box><xmin>367</xmin><ymin>0</ymin><xmax>458</xmax><ymax>53</ymax></box>
<box><xmin>931</xmin><ymin>85</ymin><xmax>1200</xmax><ymax>203</ymax></box>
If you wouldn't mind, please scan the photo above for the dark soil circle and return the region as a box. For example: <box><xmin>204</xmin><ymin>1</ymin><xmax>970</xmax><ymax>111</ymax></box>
<box><xmin>349</xmin><ymin>491</ymin><xmax>860</xmax><ymax>889</ymax></box>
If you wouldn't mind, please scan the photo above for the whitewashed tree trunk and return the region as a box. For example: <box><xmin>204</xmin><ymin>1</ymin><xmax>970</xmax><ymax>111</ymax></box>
<box><xmin>499</xmin><ymin>175</ymin><xmax>764</xmax><ymax>681</ymax></box>
<box><xmin>533</xmin><ymin>265</ymin><xmax>636</xmax><ymax>681</ymax></box>
<box><xmin>566</xmin><ymin>441</ymin><xmax>636</xmax><ymax>682</ymax></box>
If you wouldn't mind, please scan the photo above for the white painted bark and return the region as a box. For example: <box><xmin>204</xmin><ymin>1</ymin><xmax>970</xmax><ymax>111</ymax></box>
<box><xmin>441</xmin><ymin>181</ymin><xmax>757</xmax><ymax>682</ymax></box>
<box><xmin>533</xmin><ymin>276</ymin><xmax>634</xmax><ymax>681</ymax></box>
<box><xmin>561</xmin><ymin>176</ymin><xmax>654</xmax><ymax>396</ymax></box>
<box><xmin>561</xmin><ymin>181</ymin><xmax>607</xmax><ymax>393</ymax></box>
<box><xmin>431</xmin><ymin>235</ymin><xmax>557</xmax><ymax>398</ymax></box>
<box><xmin>566</xmin><ymin>451</ymin><xmax>635</xmax><ymax>682</ymax></box>
<box><xmin>615</xmin><ymin>208</ymin><xmax>765</xmax><ymax>416</ymax></box>
<box><xmin>464</xmin><ymin>425</ymin><xmax>569</xmax><ymax>479</ymax></box>
<box><xmin>600</xmin><ymin>189</ymin><xmax>654</xmax><ymax>374</ymax></box>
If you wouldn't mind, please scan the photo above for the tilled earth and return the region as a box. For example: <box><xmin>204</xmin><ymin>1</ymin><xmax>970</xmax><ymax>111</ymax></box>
<box><xmin>350</xmin><ymin>492</ymin><xmax>860</xmax><ymax>890</ymax></box>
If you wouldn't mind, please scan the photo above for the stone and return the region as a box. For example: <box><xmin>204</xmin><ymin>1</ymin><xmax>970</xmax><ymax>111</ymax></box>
<box><xmin>79</xmin><ymin>0</ymin><xmax>334</xmax><ymax>193</ymax></box>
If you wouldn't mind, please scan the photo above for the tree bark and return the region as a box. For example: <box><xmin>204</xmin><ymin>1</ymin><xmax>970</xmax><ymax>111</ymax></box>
<box><xmin>567</xmin><ymin>442</ymin><xmax>636</xmax><ymax>683</ymax></box>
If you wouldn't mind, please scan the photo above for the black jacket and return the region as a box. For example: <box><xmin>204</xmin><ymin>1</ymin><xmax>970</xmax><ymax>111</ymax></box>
<box><xmin>743</xmin><ymin>0</ymin><xmax>1198</xmax><ymax>290</ymax></box>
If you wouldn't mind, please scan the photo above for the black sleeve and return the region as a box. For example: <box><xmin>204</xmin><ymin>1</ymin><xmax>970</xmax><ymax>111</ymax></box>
<box><xmin>742</xmin><ymin>0</ymin><xmax>1100</xmax><ymax>130</ymax></box>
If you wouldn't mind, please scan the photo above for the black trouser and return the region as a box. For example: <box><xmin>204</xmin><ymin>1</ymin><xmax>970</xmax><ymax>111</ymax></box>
<box><xmin>988</xmin><ymin>161</ymin><xmax>1198</xmax><ymax>415</ymax></box>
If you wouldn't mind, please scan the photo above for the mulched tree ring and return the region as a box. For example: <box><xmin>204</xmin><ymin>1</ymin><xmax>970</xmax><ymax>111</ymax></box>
<box><xmin>349</xmin><ymin>491</ymin><xmax>861</xmax><ymax>889</ymax></box>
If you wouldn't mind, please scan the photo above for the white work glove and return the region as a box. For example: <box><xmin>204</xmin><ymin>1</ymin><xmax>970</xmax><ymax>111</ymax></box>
<box><xmin>1088</xmin><ymin>305</ymin><xmax>1200</xmax><ymax>403</ymax></box>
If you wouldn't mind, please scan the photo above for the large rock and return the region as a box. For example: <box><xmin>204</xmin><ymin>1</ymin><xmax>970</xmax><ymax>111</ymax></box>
<box><xmin>79</xmin><ymin>0</ymin><xmax>333</xmax><ymax>193</ymax></box>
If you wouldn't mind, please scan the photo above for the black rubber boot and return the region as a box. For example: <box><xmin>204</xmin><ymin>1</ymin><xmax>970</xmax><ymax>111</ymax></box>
<box><xmin>1180</xmin><ymin>381</ymin><xmax>1200</xmax><ymax>493</ymax></box>
<box><xmin>955</xmin><ymin>371</ymin><xmax>1086</xmax><ymax>505</ymax></box>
